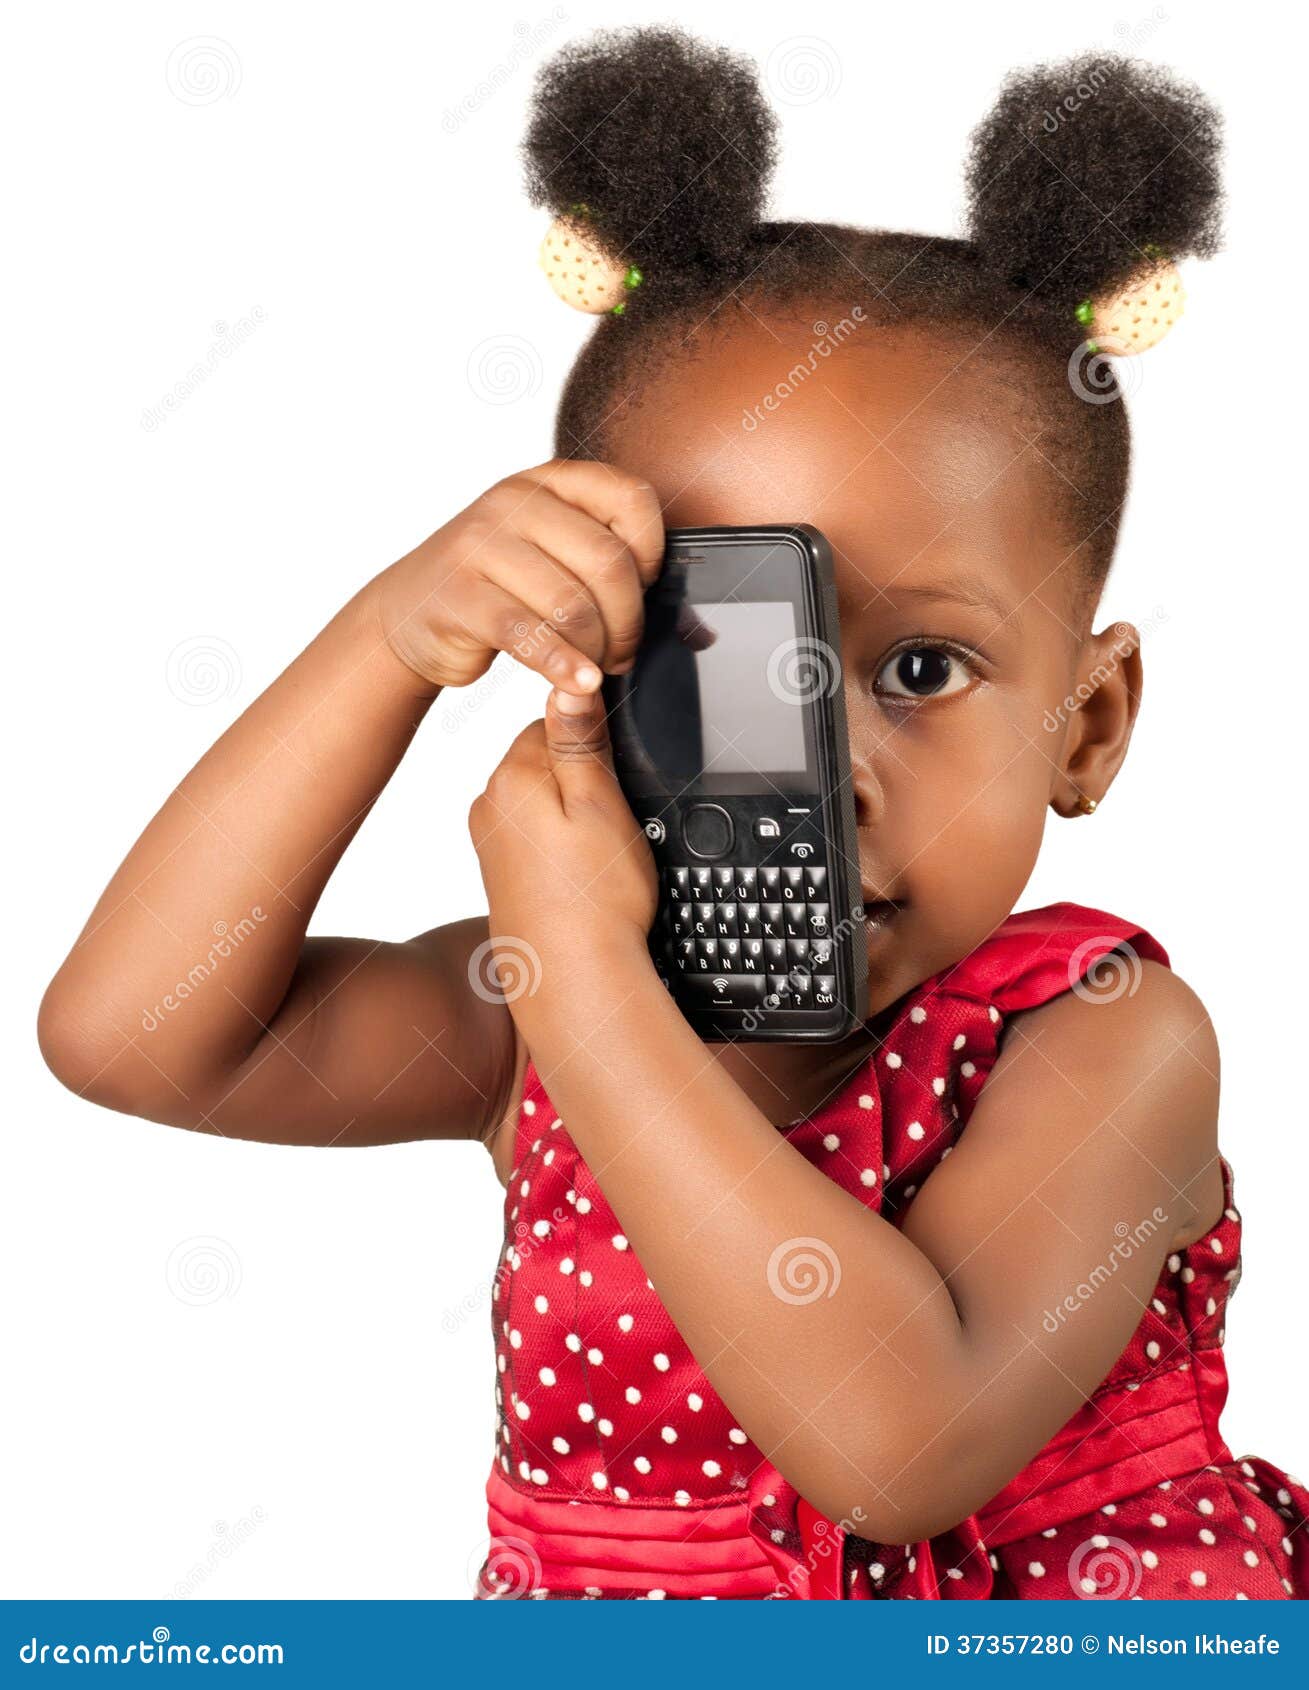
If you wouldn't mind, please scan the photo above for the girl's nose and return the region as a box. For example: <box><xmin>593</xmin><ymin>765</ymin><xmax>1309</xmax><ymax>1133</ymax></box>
<box><xmin>847</xmin><ymin>739</ymin><xmax>886</xmax><ymax>831</ymax></box>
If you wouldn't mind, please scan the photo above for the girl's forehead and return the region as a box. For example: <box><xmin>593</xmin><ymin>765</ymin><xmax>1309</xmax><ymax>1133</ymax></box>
<box><xmin>604</xmin><ymin>316</ymin><xmax>1066</xmax><ymax>622</ymax></box>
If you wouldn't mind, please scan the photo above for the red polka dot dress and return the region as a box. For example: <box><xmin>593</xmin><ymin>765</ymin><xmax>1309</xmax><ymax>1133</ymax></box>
<box><xmin>475</xmin><ymin>904</ymin><xmax>1309</xmax><ymax>1600</ymax></box>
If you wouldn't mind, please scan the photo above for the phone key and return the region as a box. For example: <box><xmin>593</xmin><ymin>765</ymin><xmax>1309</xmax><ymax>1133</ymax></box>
<box><xmin>739</xmin><ymin>902</ymin><xmax>761</xmax><ymax>937</ymax></box>
<box><xmin>693</xmin><ymin>902</ymin><xmax>715</xmax><ymax>935</ymax></box>
<box><xmin>761</xmin><ymin>903</ymin><xmax>784</xmax><ymax>937</ymax></box>
<box><xmin>733</xmin><ymin>866</ymin><xmax>757</xmax><ymax>899</ymax></box>
<box><xmin>808</xmin><ymin>938</ymin><xmax>834</xmax><ymax>969</ymax></box>
<box><xmin>758</xmin><ymin>866</ymin><xmax>781</xmax><ymax>897</ymax></box>
<box><xmin>787</xmin><ymin>969</ymin><xmax>814</xmax><ymax>1004</ymax></box>
<box><xmin>715</xmin><ymin>902</ymin><xmax>739</xmax><ymax>934</ymax></box>
<box><xmin>783</xmin><ymin>904</ymin><xmax>809</xmax><ymax>939</ymax></box>
<box><xmin>765</xmin><ymin>974</ymin><xmax>791</xmax><ymax>1007</ymax></box>
<box><xmin>683</xmin><ymin>973</ymin><xmax>767</xmax><ymax>1008</ymax></box>
<box><xmin>690</xmin><ymin>866</ymin><xmax>714</xmax><ymax>897</ymax></box>
<box><xmin>672</xmin><ymin>902</ymin><xmax>694</xmax><ymax>937</ymax></box>
<box><xmin>666</xmin><ymin>866</ymin><xmax>691</xmax><ymax>897</ymax></box>
<box><xmin>713</xmin><ymin>866</ymin><xmax>735</xmax><ymax>897</ymax></box>
<box><xmin>787</xmin><ymin>939</ymin><xmax>810</xmax><ymax>969</ymax></box>
<box><xmin>740</xmin><ymin>936</ymin><xmax>765</xmax><ymax>969</ymax></box>
<box><xmin>694</xmin><ymin>938</ymin><xmax>719</xmax><ymax>970</ymax></box>
<box><xmin>675</xmin><ymin>938</ymin><xmax>696</xmax><ymax>967</ymax></box>
<box><xmin>808</xmin><ymin>903</ymin><xmax>831</xmax><ymax>936</ymax></box>
<box><xmin>814</xmin><ymin>976</ymin><xmax>838</xmax><ymax>1007</ymax></box>
<box><xmin>803</xmin><ymin>867</ymin><xmax>828</xmax><ymax>900</ymax></box>
<box><xmin>718</xmin><ymin>936</ymin><xmax>742</xmax><ymax>967</ymax></box>
<box><xmin>781</xmin><ymin>867</ymin><xmax>804</xmax><ymax>900</ymax></box>
<box><xmin>764</xmin><ymin>938</ymin><xmax>788</xmax><ymax>969</ymax></box>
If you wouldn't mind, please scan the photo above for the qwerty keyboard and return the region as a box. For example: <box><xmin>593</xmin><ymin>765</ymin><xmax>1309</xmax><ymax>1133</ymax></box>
<box><xmin>653</xmin><ymin>862</ymin><xmax>839</xmax><ymax>1011</ymax></box>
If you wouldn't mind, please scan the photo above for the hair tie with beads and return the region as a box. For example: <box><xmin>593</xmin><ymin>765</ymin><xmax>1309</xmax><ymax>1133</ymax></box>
<box><xmin>1074</xmin><ymin>249</ymin><xmax>1186</xmax><ymax>356</ymax></box>
<box><xmin>538</xmin><ymin>208</ymin><xmax>645</xmax><ymax>315</ymax></box>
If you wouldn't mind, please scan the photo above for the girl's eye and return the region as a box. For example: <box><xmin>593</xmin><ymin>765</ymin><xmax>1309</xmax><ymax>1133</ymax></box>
<box><xmin>875</xmin><ymin>646</ymin><xmax>973</xmax><ymax>700</ymax></box>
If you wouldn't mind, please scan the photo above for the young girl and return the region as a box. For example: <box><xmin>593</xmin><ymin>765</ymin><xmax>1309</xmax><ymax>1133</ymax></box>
<box><xmin>39</xmin><ymin>27</ymin><xmax>1308</xmax><ymax>1601</ymax></box>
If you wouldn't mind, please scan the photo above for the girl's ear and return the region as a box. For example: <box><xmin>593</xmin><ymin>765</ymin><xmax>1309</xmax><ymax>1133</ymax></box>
<box><xmin>1049</xmin><ymin>622</ymin><xmax>1143</xmax><ymax>818</ymax></box>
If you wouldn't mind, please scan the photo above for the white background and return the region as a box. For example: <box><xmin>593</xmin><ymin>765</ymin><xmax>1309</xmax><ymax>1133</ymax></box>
<box><xmin>3</xmin><ymin>0</ymin><xmax>1303</xmax><ymax>1599</ymax></box>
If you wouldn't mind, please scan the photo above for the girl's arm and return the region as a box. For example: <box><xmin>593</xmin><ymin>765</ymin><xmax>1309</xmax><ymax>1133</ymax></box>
<box><xmin>472</xmin><ymin>692</ymin><xmax>1221</xmax><ymax>1543</ymax></box>
<box><xmin>38</xmin><ymin>461</ymin><xmax>663</xmax><ymax>1148</ymax></box>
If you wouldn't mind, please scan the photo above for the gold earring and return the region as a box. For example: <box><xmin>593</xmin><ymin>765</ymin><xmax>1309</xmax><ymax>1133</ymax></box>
<box><xmin>1075</xmin><ymin>795</ymin><xmax>1099</xmax><ymax>815</ymax></box>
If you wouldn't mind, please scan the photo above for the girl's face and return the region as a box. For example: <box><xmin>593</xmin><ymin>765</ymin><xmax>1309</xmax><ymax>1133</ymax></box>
<box><xmin>602</xmin><ymin>311</ymin><xmax>1138</xmax><ymax>1012</ymax></box>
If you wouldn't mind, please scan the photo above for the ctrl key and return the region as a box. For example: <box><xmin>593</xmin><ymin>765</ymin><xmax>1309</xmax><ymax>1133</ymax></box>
<box><xmin>682</xmin><ymin>973</ymin><xmax>767</xmax><ymax>1009</ymax></box>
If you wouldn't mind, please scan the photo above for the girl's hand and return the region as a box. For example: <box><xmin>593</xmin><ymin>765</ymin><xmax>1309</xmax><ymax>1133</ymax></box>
<box><xmin>372</xmin><ymin>460</ymin><xmax>664</xmax><ymax>697</ymax></box>
<box><xmin>468</xmin><ymin>689</ymin><xmax>659</xmax><ymax>1006</ymax></box>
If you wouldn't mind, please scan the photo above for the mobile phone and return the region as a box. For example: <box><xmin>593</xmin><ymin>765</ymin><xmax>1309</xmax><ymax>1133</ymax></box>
<box><xmin>604</xmin><ymin>525</ymin><xmax>868</xmax><ymax>1041</ymax></box>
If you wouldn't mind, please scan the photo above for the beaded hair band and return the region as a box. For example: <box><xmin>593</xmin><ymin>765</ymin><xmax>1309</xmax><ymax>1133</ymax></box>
<box><xmin>1075</xmin><ymin>248</ymin><xmax>1185</xmax><ymax>355</ymax></box>
<box><xmin>537</xmin><ymin>212</ymin><xmax>1186</xmax><ymax>354</ymax></box>
<box><xmin>538</xmin><ymin>207</ymin><xmax>644</xmax><ymax>314</ymax></box>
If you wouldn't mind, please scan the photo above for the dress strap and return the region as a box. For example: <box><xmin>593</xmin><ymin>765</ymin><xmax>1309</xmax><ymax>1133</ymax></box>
<box><xmin>922</xmin><ymin>901</ymin><xmax>1171</xmax><ymax>1021</ymax></box>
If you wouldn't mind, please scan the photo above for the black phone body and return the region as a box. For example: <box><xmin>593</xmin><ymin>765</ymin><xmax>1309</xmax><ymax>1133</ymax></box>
<box><xmin>604</xmin><ymin>525</ymin><xmax>869</xmax><ymax>1041</ymax></box>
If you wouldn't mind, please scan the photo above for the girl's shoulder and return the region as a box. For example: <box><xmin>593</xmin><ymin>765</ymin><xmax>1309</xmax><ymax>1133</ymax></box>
<box><xmin>916</xmin><ymin>900</ymin><xmax>1173</xmax><ymax>1022</ymax></box>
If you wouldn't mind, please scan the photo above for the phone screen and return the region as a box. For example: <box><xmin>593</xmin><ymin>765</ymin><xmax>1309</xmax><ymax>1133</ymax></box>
<box><xmin>622</xmin><ymin>540</ymin><xmax>823</xmax><ymax>795</ymax></box>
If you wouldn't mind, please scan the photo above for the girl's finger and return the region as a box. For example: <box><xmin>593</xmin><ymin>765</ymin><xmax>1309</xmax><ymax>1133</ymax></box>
<box><xmin>511</xmin><ymin>494</ymin><xmax>648</xmax><ymax>674</ymax></box>
<box><xmin>462</xmin><ymin>580</ymin><xmax>603</xmax><ymax>694</ymax></box>
<box><xmin>544</xmin><ymin>686</ymin><xmax>619</xmax><ymax>802</ymax></box>
<box><xmin>481</xmin><ymin>536</ymin><xmax>609</xmax><ymax>669</ymax></box>
<box><xmin>518</xmin><ymin>460</ymin><xmax>665</xmax><ymax>587</ymax></box>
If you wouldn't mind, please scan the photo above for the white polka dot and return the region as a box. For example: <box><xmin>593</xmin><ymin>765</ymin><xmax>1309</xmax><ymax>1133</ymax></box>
<box><xmin>1041</xmin><ymin>1528</ymin><xmax>1057</xmax><ymax>1539</ymax></box>
<box><xmin>579</xmin><ymin>1270</ymin><xmax>593</xmax><ymax>1287</ymax></box>
<box><xmin>823</xmin><ymin>1133</ymin><xmax>841</xmax><ymax>1152</ymax></box>
<box><xmin>1199</xmin><ymin>1528</ymin><xmax>1216</xmax><ymax>1545</ymax></box>
<box><xmin>530</xmin><ymin>1468</ymin><xmax>547</xmax><ymax>1485</ymax></box>
<box><xmin>1243</xmin><ymin>1516</ymin><xmax>1258</xmax><ymax>1532</ymax></box>
<box><xmin>578</xmin><ymin>1403</ymin><xmax>595</xmax><ymax>1422</ymax></box>
<box><xmin>703</xmin><ymin>1460</ymin><xmax>722</xmax><ymax>1477</ymax></box>
<box><xmin>907</xmin><ymin>1121</ymin><xmax>924</xmax><ymax>1141</ymax></box>
<box><xmin>1167</xmin><ymin>1254</ymin><xmax>1181</xmax><ymax>1273</ymax></box>
<box><xmin>515</xmin><ymin>1401</ymin><xmax>530</xmax><ymax>1420</ymax></box>
<box><xmin>1146</xmin><ymin>1341</ymin><xmax>1161</xmax><ymax>1361</ymax></box>
<box><xmin>1091</xmin><ymin>1534</ymin><xmax>1109</xmax><ymax>1549</ymax></box>
<box><xmin>860</xmin><ymin>1167</ymin><xmax>877</xmax><ymax>1186</ymax></box>
<box><xmin>612</xmin><ymin>1234</ymin><xmax>629</xmax><ymax>1251</ymax></box>
<box><xmin>661</xmin><ymin>1426</ymin><xmax>678</xmax><ymax>1443</ymax></box>
<box><xmin>858</xmin><ymin>1093</ymin><xmax>875</xmax><ymax>1110</ymax></box>
<box><xmin>687</xmin><ymin>1392</ymin><xmax>703</xmax><ymax>1411</ymax></box>
<box><xmin>565</xmin><ymin>1333</ymin><xmax>582</xmax><ymax>1353</ymax></box>
<box><xmin>885</xmin><ymin>1053</ymin><xmax>902</xmax><ymax>1070</ymax></box>
<box><xmin>932</xmin><ymin>1077</ymin><xmax>946</xmax><ymax>1096</ymax></box>
<box><xmin>989</xmin><ymin>1006</ymin><xmax>1001</xmax><ymax>1023</ymax></box>
<box><xmin>675</xmin><ymin>1491</ymin><xmax>691</xmax><ymax>1506</ymax></box>
<box><xmin>1210</xmin><ymin>1238</ymin><xmax>1223</xmax><ymax>1254</ymax></box>
<box><xmin>618</xmin><ymin>1314</ymin><xmax>634</xmax><ymax>1333</ymax></box>
<box><xmin>1181</xmin><ymin>1266</ymin><xmax>1195</xmax><ymax>1283</ymax></box>
<box><xmin>910</xmin><ymin>1005</ymin><xmax>927</xmax><ymax>1024</ymax></box>
<box><xmin>613</xmin><ymin>1486</ymin><xmax>630</xmax><ymax>1501</ymax></box>
<box><xmin>634</xmin><ymin>1456</ymin><xmax>652</xmax><ymax>1474</ymax></box>
<box><xmin>946</xmin><ymin>1567</ymin><xmax>964</xmax><ymax>1580</ymax></box>
<box><xmin>960</xmin><ymin>1061</ymin><xmax>976</xmax><ymax>1078</ymax></box>
<box><xmin>1197</xmin><ymin>1497</ymin><xmax>1214</xmax><ymax>1515</ymax></box>
<box><xmin>552</xmin><ymin>1436</ymin><xmax>570</xmax><ymax>1455</ymax></box>
<box><xmin>1028</xmin><ymin>1561</ymin><xmax>1046</xmax><ymax>1578</ymax></box>
<box><xmin>763</xmin><ymin>1494</ymin><xmax>776</xmax><ymax>1507</ymax></box>
<box><xmin>653</xmin><ymin>1353</ymin><xmax>670</xmax><ymax>1372</ymax></box>
<box><xmin>576</xmin><ymin>1197</ymin><xmax>592</xmax><ymax>1215</ymax></box>
<box><xmin>592</xmin><ymin>1472</ymin><xmax>608</xmax><ymax>1490</ymax></box>
<box><xmin>559</xmin><ymin>1257</ymin><xmax>575</xmax><ymax>1276</ymax></box>
<box><xmin>729</xmin><ymin>1428</ymin><xmax>747</xmax><ymax>1444</ymax></box>
<box><xmin>625</xmin><ymin>1385</ymin><xmax>642</xmax><ymax>1404</ymax></box>
<box><xmin>520</xmin><ymin>1180</ymin><xmax>530</xmax><ymax>1196</ymax></box>
<box><xmin>1150</xmin><ymin>1513</ymin><xmax>1167</xmax><ymax>1528</ymax></box>
<box><xmin>1151</xmin><ymin>1298</ymin><xmax>1167</xmax><ymax>1316</ymax></box>
<box><xmin>586</xmin><ymin>1347</ymin><xmax>604</xmax><ymax>1365</ymax></box>
<box><xmin>538</xmin><ymin>1367</ymin><xmax>556</xmax><ymax>1387</ymax></box>
<box><xmin>518</xmin><ymin>1461</ymin><xmax>531</xmax><ymax>1480</ymax></box>
<box><xmin>598</xmin><ymin>1418</ymin><xmax>613</xmax><ymax>1436</ymax></box>
<box><xmin>509</xmin><ymin>1329</ymin><xmax>522</xmax><ymax>1349</ymax></box>
<box><xmin>1142</xmin><ymin>1550</ymin><xmax>1158</xmax><ymax>1569</ymax></box>
<box><xmin>1189</xmin><ymin>1569</ymin><xmax>1207</xmax><ymax>1588</ymax></box>
<box><xmin>532</xmin><ymin>1219</ymin><xmax>551</xmax><ymax>1238</ymax></box>
<box><xmin>1243</xmin><ymin>1549</ymin><xmax>1259</xmax><ymax>1568</ymax></box>
<box><xmin>522</xmin><ymin>1100</ymin><xmax>536</xmax><ymax>1117</ymax></box>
